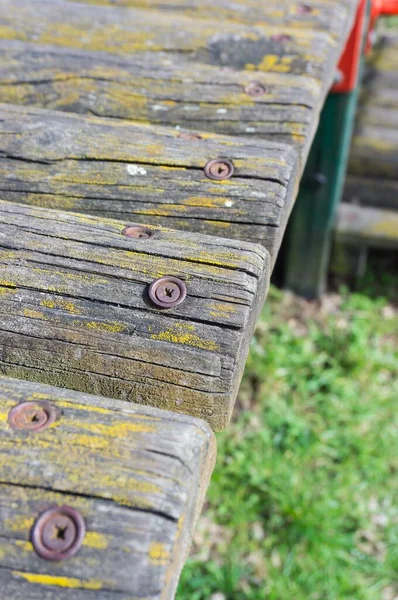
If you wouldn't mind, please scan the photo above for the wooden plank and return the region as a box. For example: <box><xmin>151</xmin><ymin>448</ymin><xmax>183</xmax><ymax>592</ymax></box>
<box><xmin>335</xmin><ymin>202</ymin><xmax>398</xmax><ymax>248</ymax></box>
<box><xmin>0</xmin><ymin>0</ymin><xmax>342</xmax><ymax>69</ymax></box>
<box><xmin>0</xmin><ymin>376</ymin><xmax>216</xmax><ymax>599</ymax></box>
<box><xmin>0</xmin><ymin>0</ymin><xmax>357</xmax><ymax>158</ymax></box>
<box><xmin>344</xmin><ymin>175</ymin><xmax>398</xmax><ymax>210</ymax></box>
<box><xmin>65</xmin><ymin>0</ymin><xmax>351</xmax><ymax>38</ymax></box>
<box><xmin>0</xmin><ymin>39</ymin><xmax>321</xmax><ymax>150</ymax></box>
<box><xmin>348</xmin><ymin>35</ymin><xmax>398</xmax><ymax>181</ymax></box>
<box><xmin>0</xmin><ymin>103</ymin><xmax>298</xmax><ymax>258</ymax></box>
<box><xmin>0</xmin><ymin>200</ymin><xmax>270</xmax><ymax>431</ymax></box>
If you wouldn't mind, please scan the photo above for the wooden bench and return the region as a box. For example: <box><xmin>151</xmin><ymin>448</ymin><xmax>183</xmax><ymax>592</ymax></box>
<box><xmin>0</xmin><ymin>0</ymin><xmax>361</xmax><ymax>596</ymax></box>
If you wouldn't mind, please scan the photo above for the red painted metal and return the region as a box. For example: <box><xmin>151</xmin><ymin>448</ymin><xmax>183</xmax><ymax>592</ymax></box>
<box><xmin>331</xmin><ymin>0</ymin><xmax>367</xmax><ymax>93</ymax></box>
<box><xmin>366</xmin><ymin>0</ymin><xmax>398</xmax><ymax>52</ymax></box>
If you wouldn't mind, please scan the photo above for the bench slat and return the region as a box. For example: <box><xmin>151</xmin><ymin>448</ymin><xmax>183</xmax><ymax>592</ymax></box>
<box><xmin>0</xmin><ymin>376</ymin><xmax>215</xmax><ymax>598</ymax></box>
<box><xmin>66</xmin><ymin>0</ymin><xmax>352</xmax><ymax>37</ymax></box>
<box><xmin>0</xmin><ymin>103</ymin><xmax>297</xmax><ymax>260</ymax></box>
<box><xmin>335</xmin><ymin>202</ymin><xmax>398</xmax><ymax>248</ymax></box>
<box><xmin>0</xmin><ymin>200</ymin><xmax>269</xmax><ymax>430</ymax></box>
<box><xmin>0</xmin><ymin>0</ymin><xmax>356</xmax><ymax>159</ymax></box>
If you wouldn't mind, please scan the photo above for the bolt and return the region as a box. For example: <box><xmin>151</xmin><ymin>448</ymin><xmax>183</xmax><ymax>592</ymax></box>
<box><xmin>31</xmin><ymin>506</ymin><xmax>85</xmax><ymax>561</ymax></box>
<box><xmin>310</xmin><ymin>172</ymin><xmax>328</xmax><ymax>189</ymax></box>
<box><xmin>123</xmin><ymin>224</ymin><xmax>155</xmax><ymax>239</ymax></box>
<box><xmin>8</xmin><ymin>401</ymin><xmax>58</xmax><ymax>433</ymax></box>
<box><xmin>297</xmin><ymin>4</ymin><xmax>313</xmax><ymax>14</ymax></box>
<box><xmin>271</xmin><ymin>33</ymin><xmax>293</xmax><ymax>43</ymax></box>
<box><xmin>148</xmin><ymin>276</ymin><xmax>187</xmax><ymax>309</ymax></box>
<box><xmin>204</xmin><ymin>158</ymin><xmax>234</xmax><ymax>180</ymax></box>
<box><xmin>245</xmin><ymin>81</ymin><xmax>267</xmax><ymax>97</ymax></box>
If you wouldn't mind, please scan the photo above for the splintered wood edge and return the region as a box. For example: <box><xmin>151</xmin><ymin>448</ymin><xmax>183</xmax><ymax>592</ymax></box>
<box><xmin>0</xmin><ymin>376</ymin><xmax>216</xmax><ymax>599</ymax></box>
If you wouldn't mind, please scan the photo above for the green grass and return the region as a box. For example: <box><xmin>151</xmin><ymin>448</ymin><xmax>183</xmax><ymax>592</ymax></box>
<box><xmin>176</xmin><ymin>279</ymin><xmax>398</xmax><ymax>600</ymax></box>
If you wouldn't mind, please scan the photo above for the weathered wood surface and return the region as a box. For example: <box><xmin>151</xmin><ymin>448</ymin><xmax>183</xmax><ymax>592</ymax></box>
<box><xmin>343</xmin><ymin>34</ymin><xmax>398</xmax><ymax>216</ymax></box>
<box><xmin>0</xmin><ymin>376</ymin><xmax>216</xmax><ymax>598</ymax></box>
<box><xmin>344</xmin><ymin>176</ymin><xmax>398</xmax><ymax>210</ymax></box>
<box><xmin>66</xmin><ymin>0</ymin><xmax>354</xmax><ymax>37</ymax></box>
<box><xmin>335</xmin><ymin>202</ymin><xmax>398</xmax><ymax>248</ymax></box>
<box><xmin>347</xmin><ymin>35</ymin><xmax>398</xmax><ymax>183</ymax></box>
<box><xmin>0</xmin><ymin>40</ymin><xmax>323</xmax><ymax>150</ymax></box>
<box><xmin>0</xmin><ymin>0</ymin><xmax>357</xmax><ymax>159</ymax></box>
<box><xmin>0</xmin><ymin>200</ymin><xmax>270</xmax><ymax>430</ymax></box>
<box><xmin>0</xmin><ymin>103</ymin><xmax>298</xmax><ymax>258</ymax></box>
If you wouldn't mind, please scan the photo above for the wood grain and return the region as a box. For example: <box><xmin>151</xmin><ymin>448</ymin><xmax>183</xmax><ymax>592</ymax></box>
<box><xmin>65</xmin><ymin>0</ymin><xmax>352</xmax><ymax>38</ymax></box>
<box><xmin>343</xmin><ymin>35</ymin><xmax>398</xmax><ymax>211</ymax></box>
<box><xmin>0</xmin><ymin>376</ymin><xmax>216</xmax><ymax>598</ymax></box>
<box><xmin>0</xmin><ymin>0</ymin><xmax>359</xmax><ymax>262</ymax></box>
<box><xmin>0</xmin><ymin>200</ymin><xmax>270</xmax><ymax>430</ymax></box>
<box><xmin>348</xmin><ymin>35</ymin><xmax>398</xmax><ymax>182</ymax></box>
<box><xmin>0</xmin><ymin>102</ymin><xmax>298</xmax><ymax>259</ymax></box>
<box><xmin>335</xmin><ymin>203</ymin><xmax>398</xmax><ymax>248</ymax></box>
<box><xmin>344</xmin><ymin>176</ymin><xmax>398</xmax><ymax>210</ymax></box>
<box><xmin>0</xmin><ymin>0</ymin><xmax>358</xmax><ymax>159</ymax></box>
<box><xmin>0</xmin><ymin>39</ymin><xmax>321</xmax><ymax>149</ymax></box>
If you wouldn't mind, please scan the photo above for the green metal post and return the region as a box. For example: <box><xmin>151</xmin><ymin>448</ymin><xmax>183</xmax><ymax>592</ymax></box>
<box><xmin>283</xmin><ymin>0</ymin><xmax>370</xmax><ymax>299</ymax></box>
<box><xmin>283</xmin><ymin>89</ymin><xmax>360</xmax><ymax>298</ymax></box>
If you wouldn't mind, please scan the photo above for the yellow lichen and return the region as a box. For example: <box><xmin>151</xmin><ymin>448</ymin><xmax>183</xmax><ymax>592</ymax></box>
<box><xmin>12</xmin><ymin>572</ymin><xmax>103</xmax><ymax>590</ymax></box>
<box><xmin>84</xmin><ymin>531</ymin><xmax>108</xmax><ymax>549</ymax></box>
<box><xmin>149</xmin><ymin>542</ymin><xmax>170</xmax><ymax>566</ymax></box>
<box><xmin>151</xmin><ymin>323</ymin><xmax>219</xmax><ymax>351</ymax></box>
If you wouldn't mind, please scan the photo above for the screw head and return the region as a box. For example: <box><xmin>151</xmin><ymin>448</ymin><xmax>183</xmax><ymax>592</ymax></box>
<box><xmin>297</xmin><ymin>4</ymin><xmax>313</xmax><ymax>14</ymax></box>
<box><xmin>178</xmin><ymin>131</ymin><xmax>202</xmax><ymax>140</ymax></box>
<box><xmin>31</xmin><ymin>506</ymin><xmax>86</xmax><ymax>561</ymax></box>
<box><xmin>271</xmin><ymin>33</ymin><xmax>293</xmax><ymax>43</ymax></box>
<box><xmin>8</xmin><ymin>401</ymin><xmax>58</xmax><ymax>432</ymax></box>
<box><xmin>245</xmin><ymin>81</ymin><xmax>267</xmax><ymax>97</ymax></box>
<box><xmin>123</xmin><ymin>225</ymin><xmax>155</xmax><ymax>239</ymax></box>
<box><xmin>204</xmin><ymin>158</ymin><xmax>234</xmax><ymax>180</ymax></box>
<box><xmin>148</xmin><ymin>276</ymin><xmax>187</xmax><ymax>309</ymax></box>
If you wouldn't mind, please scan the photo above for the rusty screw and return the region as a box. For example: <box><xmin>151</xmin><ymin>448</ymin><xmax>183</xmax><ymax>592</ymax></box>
<box><xmin>297</xmin><ymin>4</ymin><xmax>313</xmax><ymax>14</ymax></box>
<box><xmin>31</xmin><ymin>506</ymin><xmax>86</xmax><ymax>561</ymax></box>
<box><xmin>245</xmin><ymin>81</ymin><xmax>267</xmax><ymax>98</ymax></box>
<box><xmin>148</xmin><ymin>276</ymin><xmax>187</xmax><ymax>309</ymax></box>
<box><xmin>8</xmin><ymin>401</ymin><xmax>57</xmax><ymax>433</ymax></box>
<box><xmin>204</xmin><ymin>158</ymin><xmax>234</xmax><ymax>180</ymax></box>
<box><xmin>271</xmin><ymin>33</ymin><xmax>293</xmax><ymax>43</ymax></box>
<box><xmin>178</xmin><ymin>131</ymin><xmax>202</xmax><ymax>140</ymax></box>
<box><xmin>123</xmin><ymin>224</ymin><xmax>155</xmax><ymax>239</ymax></box>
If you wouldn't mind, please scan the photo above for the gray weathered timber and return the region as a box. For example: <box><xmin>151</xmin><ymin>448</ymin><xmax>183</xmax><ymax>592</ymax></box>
<box><xmin>0</xmin><ymin>0</ymin><xmax>358</xmax><ymax>161</ymax></box>
<box><xmin>0</xmin><ymin>0</ymin><xmax>340</xmax><ymax>72</ymax></box>
<box><xmin>343</xmin><ymin>35</ymin><xmax>398</xmax><ymax>210</ymax></box>
<box><xmin>0</xmin><ymin>40</ymin><xmax>321</xmax><ymax>150</ymax></box>
<box><xmin>0</xmin><ymin>201</ymin><xmax>270</xmax><ymax>430</ymax></box>
<box><xmin>0</xmin><ymin>103</ymin><xmax>298</xmax><ymax>259</ymax></box>
<box><xmin>344</xmin><ymin>176</ymin><xmax>398</xmax><ymax>210</ymax></box>
<box><xmin>0</xmin><ymin>376</ymin><xmax>216</xmax><ymax>598</ymax></box>
<box><xmin>347</xmin><ymin>35</ymin><xmax>398</xmax><ymax>182</ymax></box>
<box><xmin>335</xmin><ymin>203</ymin><xmax>398</xmax><ymax>248</ymax></box>
<box><xmin>66</xmin><ymin>0</ymin><xmax>353</xmax><ymax>38</ymax></box>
